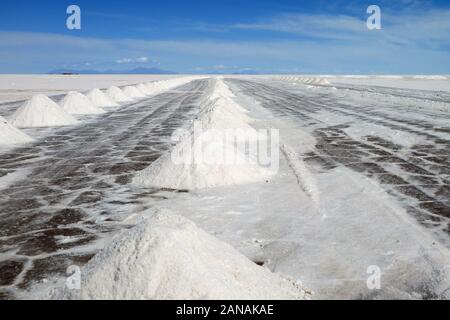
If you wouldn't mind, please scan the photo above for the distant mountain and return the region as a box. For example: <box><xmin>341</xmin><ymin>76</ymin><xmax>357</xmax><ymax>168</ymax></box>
<box><xmin>232</xmin><ymin>69</ymin><xmax>260</xmax><ymax>75</ymax></box>
<box><xmin>49</xmin><ymin>67</ymin><xmax>177</xmax><ymax>75</ymax></box>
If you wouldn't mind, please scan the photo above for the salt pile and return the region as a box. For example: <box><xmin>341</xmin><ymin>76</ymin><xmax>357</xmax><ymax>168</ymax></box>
<box><xmin>60</xmin><ymin>91</ymin><xmax>106</xmax><ymax>115</ymax></box>
<box><xmin>0</xmin><ymin>116</ymin><xmax>34</xmax><ymax>145</ymax></box>
<box><xmin>132</xmin><ymin>132</ymin><xmax>271</xmax><ymax>189</ymax></box>
<box><xmin>123</xmin><ymin>86</ymin><xmax>146</xmax><ymax>99</ymax></box>
<box><xmin>9</xmin><ymin>94</ymin><xmax>79</xmax><ymax>128</ymax></box>
<box><xmin>57</xmin><ymin>212</ymin><xmax>310</xmax><ymax>300</ymax></box>
<box><xmin>136</xmin><ymin>83</ymin><xmax>151</xmax><ymax>95</ymax></box>
<box><xmin>214</xmin><ymin>96</ymin><xmax>250</xmax><ymax>116</ymax></box>
<box><xmin>211</xmin><ymin>79</ymin><xmax>236</xmax><ymax>99</ymax></box>
<box><xmin>86</xmin><ymin>88</ymin><xmax>119</xmax><ymax>108</ymax></box>
<box><xmin>146</xmin><ymin>81</ymin><xmax>167</xmax><ymax>95</ymax></box>
<box><xmin>106</xmin><ymin>86</ymin><xmax>133</xmax><ymax>103</ymax></box>
<box><xmin>133</xmin><ymin>80</ymin><xmax>273</xmax><ymax>190</ymax></box>
<box><xmin>198</xmin><ymin>98</ymin><xmax>254</xmax><ymax>131</ymax></box>
<box><xmin>278</xmin><ymin>76</ymin><xmax>331</xmax><ymax>86</ymax></box>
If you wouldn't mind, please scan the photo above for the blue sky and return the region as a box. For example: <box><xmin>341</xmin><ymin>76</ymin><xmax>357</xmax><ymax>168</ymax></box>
<box><xmin>0</xmin><ymin>0</ymin><xmax>449</xmax><ymax>74</ymax></box>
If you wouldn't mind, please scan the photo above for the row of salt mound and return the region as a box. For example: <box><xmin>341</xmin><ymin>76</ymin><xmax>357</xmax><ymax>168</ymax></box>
<box><xmin>136</xmin><ymin>84</ymin><xmax>152</xmax><ymax>95</ymax></box>
<box><xmin>123</xmin><ymin>86</ymin><xmax>146</xmax><ymax>99</ymax></box>
<box><xmin>7</xmin><ymin>79</ymin><xmax>196</xmax><ymax>130</ymax></box>
<box><xmin>87</xmin><ymin>88</ymin><xmax>119</xmax><ymax>108</ymax></box>
<box><xmin>106</xmin><ymin>86</ymin><xmax>134</xmax><ymax>103</ymax></box>
<box><xmin>60</xmin><ymin>91</ymin><xmax>106</xmax><ymax>115</ymax></box>
<box><xmin>9</xmin><ymin>94</ymin><xmax>79</xmax><ymax>128</ymax></box>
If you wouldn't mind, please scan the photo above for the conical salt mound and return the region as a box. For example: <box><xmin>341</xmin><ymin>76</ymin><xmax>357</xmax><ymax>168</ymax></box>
<box><xmin>145</xmin><ymin>82</ymin><xmax>162</xmax><ymax>95</ymax></box>
<box><xmin>56</xmin><ymin>212</ymin><xmax>310</xmax><ymax>300</ymax></box>
<box><xmin>87</xmin><ymin>88</ymin><xmax>119</xmax><ymax>108</ymax></box>
<box><xmin>123</xmin><ymin>86</ymin><xmax>146</xmax><ymax>99</ymax></box>
<box><xmin>106</xmin><ymin>86</ymin><xmax>133</xmax><ymax>103</ymax></box>
<box><xmin>0</xmin><ymin>116</ymin><xmax>34</xmax><ymax>145</ymax></box>
<box><xmin>136</xmin><ymin>84</ymin><xmax>151</xmax><ymax>95</ymax></box>
<box><xmin>9</xmin><ymin>94</ymin><xmax>79</xmax><ymax>128</ymax></box>
<box><xmin>132</xmin><ymin>125</ymin><xmax>272</xmax><ymax>190</ymax></box>
<box><xmin>60</xmin><ymin>91</ymin><xmax>106</xmax><ymax>115</ymax></box>
<box><xmin>211</xmin><ymin>80</ymin><xmax>235</xmax><ymax>99</ymax></box>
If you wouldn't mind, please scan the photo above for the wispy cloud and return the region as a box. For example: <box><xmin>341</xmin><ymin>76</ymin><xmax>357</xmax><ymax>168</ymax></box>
<box><xmin>0</xmin><ymin>6</ymin><xmax>449</xmax><ymax>74</ymax></box>
<box><xmin>234</xmin><ymin>9</ymin><xmax>450</xmax><ymax>47</ymax></box>
<box><xmin>235</xmin><ymin>13</ymin><xmax>365</xmax><ymax>41</ymax></box>
<box><xmin>115</xmin><ymin>56</ymin><xmax>150</xmax><ymax>64</ymax></box>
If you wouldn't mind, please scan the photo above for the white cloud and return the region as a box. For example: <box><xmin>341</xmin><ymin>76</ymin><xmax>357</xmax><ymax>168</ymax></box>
<box><xmin>115</xmin><ymin>58</ymin><xmax>133</xmax><ymax>64</ymax></box>
<box><xmin>234</xmin><ymin>9</ymin><xmax>450</xmax><ymax>46</ymax></box>
<box><xmin>136</xmin><ymin>56</ymin><xmax>148</xmax><ymax>63</ymax></box>
<box><xmin>115</xmin><ymin>56</ymin><xmax>149</xmax><ymax>64</ymax></box>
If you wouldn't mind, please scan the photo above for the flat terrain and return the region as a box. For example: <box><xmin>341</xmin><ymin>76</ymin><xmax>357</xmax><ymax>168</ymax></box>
<box><xmin>0</xmin><ymin>76</ymin><xmax>449</xmax><ymax>299</ymax></box>
<box><xmin>0</xmin><ymin>75</ymin><xmax>181</xmax><ymax>103</ymax></box>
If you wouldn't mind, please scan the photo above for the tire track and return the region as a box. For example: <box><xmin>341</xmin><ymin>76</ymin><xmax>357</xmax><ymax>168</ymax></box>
<box><xmin>229</xmin><ymin>78</ymin><xmax>450</xmax><ymax>244</ymax></box>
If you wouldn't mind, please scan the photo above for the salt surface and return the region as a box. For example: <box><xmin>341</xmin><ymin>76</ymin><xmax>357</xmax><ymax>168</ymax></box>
<box><xmin>56</xmin><ymin>212</ymin><xmax>310</xmax><ymax>300</ymax></box>
<box><xmin>86</xmin><ymin>88</ymin><xmax>119</xmax><ymax>108</ymax></box>
<box><xmin>106</xmin><ymin>86</ymin><xmax>133</xmax><ymax>103</ymax></box>
<box><xmin>60</xmin><ymin>91</ymin><xmax>106</xmax><ymax>115</ymax></box>
<box><xmin>0</xmin><ymin>115</ymin><xmax>34</xmax><ymax>145</ymax></box>
<box><xmin>9</xmin><ymin>94</ymin><xmax>79</xmax><ymax>128</ymax></box>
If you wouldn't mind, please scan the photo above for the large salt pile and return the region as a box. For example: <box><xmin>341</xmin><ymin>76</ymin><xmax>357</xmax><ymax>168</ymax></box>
<box><xmin>60</xmin><ymin>91</ymin><xmax>106</xmax><ymax>115</ymax></box>
<box><xmin>0</xmin><ymin>116</ymin><xmax>34</xmax><ymax>145</ymax></box>
<box><xmin>123</xmin><ymin>86</ymin><xmax>146</xmax><ymax>99</ymax></box>
<box><xmin>9</xmin><ymin>94</ymin><xmax>79</xmax><ymax>128</ymax></box>
<box><xmin>106</xmin><ymin>86</ymin><xmax>133</xmax><ymax>103</ymax></box>
<box><xmin>86</xmin><ymin>88</ymin><xmax>119</xmax><ymax>108</ymax></box>
<box><xmin>214</xmin><ymin>95</ymin><xmax>250</xmax><ymax>116</ymax></box>
<box><xmin>198</xmin><ymin>98</ymin><xmax>253</xmax><ymax>131</ymax></box>
<box><xmin>132</xmin><ymin>131</ymin><xmax>271</xmax><ymax>190</ymax></box>
<box><xmin>133</xmin><ymin>80</ymin><xmax>273</xmax><ymax>190</ymax></box>
<box><xmin>57</xmin><ymin>212</ymin><xmax>309</xmax><ymax>300</ymax></box>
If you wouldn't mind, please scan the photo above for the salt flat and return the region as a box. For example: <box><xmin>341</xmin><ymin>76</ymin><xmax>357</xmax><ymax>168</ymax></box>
<box><xmin>0</xmin><ymin>75</ymin><xmax>180</xmax><ymax>103</ymax></box>
<box><xmin>0</xmin><ymin>75</ymin><xmax>449</xmax><ymax>300</ymax></box>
